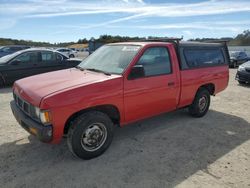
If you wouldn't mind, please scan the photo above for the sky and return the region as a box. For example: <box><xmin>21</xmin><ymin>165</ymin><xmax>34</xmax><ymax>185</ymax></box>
<box><xmin>0</xmin><ymin>0</ymin><xmax>250</xmax><ymax>43</ymax></box>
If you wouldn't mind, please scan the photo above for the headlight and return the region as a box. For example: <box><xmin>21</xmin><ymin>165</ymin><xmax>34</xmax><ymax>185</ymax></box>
<box><xmin>238</xmin><ymin>66</ymin><xmax>245</xmax><ymax>72</ymax></box>
<box><xmin>31</xmin><ymin>106</ymin><xmax>52</xmax><ymax>125</ymax></box>
<box><xmin>39</xmin><ymin>110</ymin><xmax>52</xmax><ymax>125</ymax></box>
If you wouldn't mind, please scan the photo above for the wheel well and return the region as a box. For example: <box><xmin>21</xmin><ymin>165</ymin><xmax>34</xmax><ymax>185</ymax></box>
<box><xmin>200</xmin><ymin>83</ymin><xmax>215</xmax><ymax>95</ymax></box>
<box><xmin>63</xmin><ymin>105</ymin><xmax>120</xmax><ymax>135</ymax></box>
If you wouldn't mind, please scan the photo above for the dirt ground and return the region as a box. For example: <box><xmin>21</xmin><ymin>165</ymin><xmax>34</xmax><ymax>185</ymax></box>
<box><xmin>0</xmin><ymin>69</ymin><xmax>250</xmax><ymax>188</ymax></box>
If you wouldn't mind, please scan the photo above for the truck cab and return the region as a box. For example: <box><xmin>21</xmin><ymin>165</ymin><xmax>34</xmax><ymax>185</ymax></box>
<box><xmin>10</xmin><ymin>40</ymin><xmax>230</xmax><ymax>159</ymax></box>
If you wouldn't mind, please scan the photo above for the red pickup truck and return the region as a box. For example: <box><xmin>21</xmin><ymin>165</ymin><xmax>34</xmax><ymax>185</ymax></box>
<box><xmin>10</xmin><ymin>40</ymin><xmax>229</xmax><ymax>159</ymax></box>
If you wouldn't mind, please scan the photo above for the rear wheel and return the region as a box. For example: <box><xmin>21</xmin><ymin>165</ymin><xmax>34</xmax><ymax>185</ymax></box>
<box><xmin>69</xmin><ymin>54</ymin><xmax>75</xmax><ymax>58</ymax></box>
<box><xmin>67</xmin><ymin>111</ymin><xmax>114</xmax><ymax>160</ymax></box>
<box><xmin>188</xmin><ymin>88</ymin><xmax>210</xmax><ymax>118</ymax></box>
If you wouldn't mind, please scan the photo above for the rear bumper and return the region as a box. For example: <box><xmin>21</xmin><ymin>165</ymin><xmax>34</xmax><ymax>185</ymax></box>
<box><xmin>10</xmin><ymin>101</ymin><xmax>52</xmax><ymax>142</ymax></box>
<box><xmin>236</xmin><ymin>71</ymin><xmax>250</xmax><ymax>83</ymax></box>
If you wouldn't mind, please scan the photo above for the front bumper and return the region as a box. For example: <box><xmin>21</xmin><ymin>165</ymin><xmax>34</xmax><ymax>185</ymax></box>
<box><xmin>10</xmin><ymin>101</ymin><xmax>52</xmax><ymax>142</ymax></box>
<box><xmin>235</xmin><ymin>71</ymin><xmax>250</xmax><ymax>83</ymax></box>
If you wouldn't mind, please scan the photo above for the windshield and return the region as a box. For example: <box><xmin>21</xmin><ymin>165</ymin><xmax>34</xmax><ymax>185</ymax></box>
<box><xmin>78</xmin><ymin>45</ymin><xmax>141</xmax><ymax>74</ymax></box>
<box><xmin>0</xmin><ymin>51</ymin><xmax>21</xmax><ymax>64</ymax></box>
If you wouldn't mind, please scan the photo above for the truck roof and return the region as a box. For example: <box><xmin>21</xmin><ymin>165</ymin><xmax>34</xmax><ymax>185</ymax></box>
<box><xmin>107</xmin><ymin>41</ymin><xmax>226</xmax><ymax>47</ymax></box>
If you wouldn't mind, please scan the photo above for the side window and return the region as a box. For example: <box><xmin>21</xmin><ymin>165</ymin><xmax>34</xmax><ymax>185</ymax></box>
<box><xmin>2</xmin><ymin>47</ymin><xmax>11</xmax><ymax>52</ymax></box>
<box><xmin>240</xmin><ymin>52</ymin><xmax>246</xmax><ymax>58</ymax></box>
<box><xmin>41</xmin><ymin>51</ymin><xmax>55</xmax><ymax>62</ymax></box>
<box><xmin>136</xmin><ymin>47</ymin><xmax>171</xmax><ymax>77</ymax></box>
<box><xmin>55</xmin><ymin>53</ymin><xmax>64</xmax><ymax>62</ymax></box>
<box><xmin>184</xmin><ymin>48</ymin><xmax>225</xmax><ymax>68</ymax></box>
<box><xmin>12</xmin><ymin>52</ymin><xmax>37</xmax><ymax>63</ymax></box>
<box><xmin>11</xmin><ymin>47</ymin><xmax>21</xmax><ymax>51</ymax></box>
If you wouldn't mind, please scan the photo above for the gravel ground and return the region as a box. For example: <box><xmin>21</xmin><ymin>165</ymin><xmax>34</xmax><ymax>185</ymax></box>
<box><xmin>0</xmin><ymin>69</ymin><xmax>250</xmax><ymax>188</ymax></box>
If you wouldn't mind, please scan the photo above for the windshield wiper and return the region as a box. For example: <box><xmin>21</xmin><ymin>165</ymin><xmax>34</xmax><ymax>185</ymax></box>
<box><xmin>75</xmin><ymin>66</ymin><xmax>85</xmax><ymax>71</ymax></box>
<box><xmin>86</xmin><ymin>68</ymin><xmax>111</xmax><ymax>76</ymax></box>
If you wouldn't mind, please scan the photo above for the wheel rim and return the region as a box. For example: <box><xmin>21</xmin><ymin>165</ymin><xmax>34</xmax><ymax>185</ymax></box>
<box><xmin>198</xmin><ymin>95</ymin><xmax>207</xmax><ymax>112</ymax></box>
<box><xmin>81</xmin><ymin>123</ymin><xmax>107</xmax><ymax>152</ymax></box>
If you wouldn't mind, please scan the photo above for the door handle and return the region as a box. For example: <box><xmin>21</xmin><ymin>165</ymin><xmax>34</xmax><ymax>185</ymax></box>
<box><xmin>168</xmin><ymin>82</ymin><xmax>175</xmax><ymax>86</ymax></box>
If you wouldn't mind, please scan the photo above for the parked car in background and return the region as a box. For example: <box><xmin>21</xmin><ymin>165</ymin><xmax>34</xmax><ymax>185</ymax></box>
<box><xmin>79</xmin><ymin>48</ymin><xmax>89</xmax><ymax>52</ymax></box>
<box><xmin>77</xmin><ymin>48</ymin><xmax>89</xmax><ymax>58</ymax></box>
<box><xmin>0</xmin><ymin>48</ymin><xmax>82</xmax><ymax>87</ymax></box>
<box><xmin>235</xmin><ymin>61</ymin><xmax>250</xmax><ymax>84</ymax></box>
<box><xmin>69</xmin><ymin>48</ymin><xmax>79</xmax><ymax>52</ymax></box>
<box><xmin>56</xmin><ymin>48</ymin><xmax>77</xmax><ymax>58</ymax></box>
<box><xmin>229</xmin><ymin>51</ymin><xmax>249</xmax><ymax>68</ymax></box>
<box><xmin>10</xmin><ymin>41</ymin><xmax>229</xmax><ymax>159</ymax></box>
<box><xmin>0</xmin><ymin>45</ymin><xmax>30</xmax><ymax>58</ymax></box>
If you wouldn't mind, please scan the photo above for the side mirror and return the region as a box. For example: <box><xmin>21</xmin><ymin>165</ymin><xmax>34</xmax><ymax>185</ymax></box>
<box><xmin>128</xmin><ymin>65</ymin><xmax>145</xmax><ymax>80</ymax></box>
<box><xmin>11</xmin><ymin>60</ymin><xmax>21</xmax><ymax>65</ymax></box>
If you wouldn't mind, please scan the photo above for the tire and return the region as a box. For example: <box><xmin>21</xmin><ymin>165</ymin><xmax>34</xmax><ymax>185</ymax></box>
<box><xmin>67</xmin><ymin>111</ymin><xmax>114</xmax><ymax>160</ymax></box>
<box><xmin>188</xmin><ymin>88</ymin><xmax>210</xmax><ymax>118</ymax></box>
<box><xmin>238</xmin><ymin>80</ymin><xmax>245</xmax><ymax>85</ymax></box>
<box><xmin>69</xmin><ymin>54</ymin><xmax>75</xmax><ymax>58</ymax></box>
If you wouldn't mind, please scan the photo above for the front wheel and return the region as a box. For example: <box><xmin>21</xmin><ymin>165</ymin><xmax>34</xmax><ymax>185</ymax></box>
<box><xmin>69</xmin><ymin>54</ymin><xmax>75</xmax><ymax>58</ymax></box>
<box><xmin>188</xmin><ymin>88</ymin><xmax>210</xmax><ymax>118</ymax></box>
<box><xmin>67</xmin><ymin>111</ymin><xmax>114</xmax><ymax>160</ymax></box>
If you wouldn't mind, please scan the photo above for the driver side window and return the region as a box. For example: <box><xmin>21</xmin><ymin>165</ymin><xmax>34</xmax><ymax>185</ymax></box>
<box><xmin>12</xmin><ymin>52</ymin><xmax>37</xmax><ymax>64</ymax></box>
<box><xmin>136</xmin><ymin>47</ymin><xmax>172</xmax><ymax>77</ymax></box>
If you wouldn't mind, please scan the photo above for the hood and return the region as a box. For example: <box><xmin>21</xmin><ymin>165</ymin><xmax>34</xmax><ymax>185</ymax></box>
<box><xmin>14</xmin><ymin>68</ymin><xmax>122</xmax><ymax>106</ymax></box>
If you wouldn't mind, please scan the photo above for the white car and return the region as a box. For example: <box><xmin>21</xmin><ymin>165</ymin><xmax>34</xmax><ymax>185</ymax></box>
<box><xmin>56</xmin><ymin>48</ymin><xmax>77</xmax><ymax>58</ymax></box>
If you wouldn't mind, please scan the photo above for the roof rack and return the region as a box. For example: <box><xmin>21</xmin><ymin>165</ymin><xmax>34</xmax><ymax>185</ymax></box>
<box><xmin>203</xmin><ymin>39</ymin><xmax>229</xmax><ymax>44</ymax></box>
<box><xmin>145</xmin><ymin>37</ymin><xmax>183</xmax><ymax>45</ymax></box>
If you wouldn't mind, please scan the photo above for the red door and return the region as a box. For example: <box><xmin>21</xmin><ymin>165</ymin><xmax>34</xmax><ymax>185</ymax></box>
<box><xmin>123</xmin><ymin>46</ymin><xmax>179</xmax><ymax>123</ymax></box>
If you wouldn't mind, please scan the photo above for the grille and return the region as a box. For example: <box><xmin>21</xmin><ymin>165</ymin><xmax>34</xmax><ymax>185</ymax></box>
<box><xmin>13</xmin><ymin>92</ymin><xmax>40</xmax><ymax>123</ymax></box>
<box><xmin>13</xmin><ymin>92</ymin><xmax>31</xmax><ymax>116</ymax></box>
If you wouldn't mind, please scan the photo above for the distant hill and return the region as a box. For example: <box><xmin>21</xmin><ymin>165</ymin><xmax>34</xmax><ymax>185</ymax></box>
<box><xmin>228</xmin><ymin>30</ymin><xmax>250</xmax><ymax>46</ymax></box>
<box><xmin>188</xmin><ymin>30</ymin><xmax>250</xmax><ymax>46</ymax></box>
<box><xmin>68</xmin><ymin>43</ymin><xmax>88</xmax><ymax>49</ymax></box>
<box><xmin>0</xmin><ymin>38</ymin><xmax>75</xmax><ymax>47</ymax></box>
<box><xmin>1</xmin><ymin>30</ymin><xmax>250</xmax><ymax>47</ymax></box>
